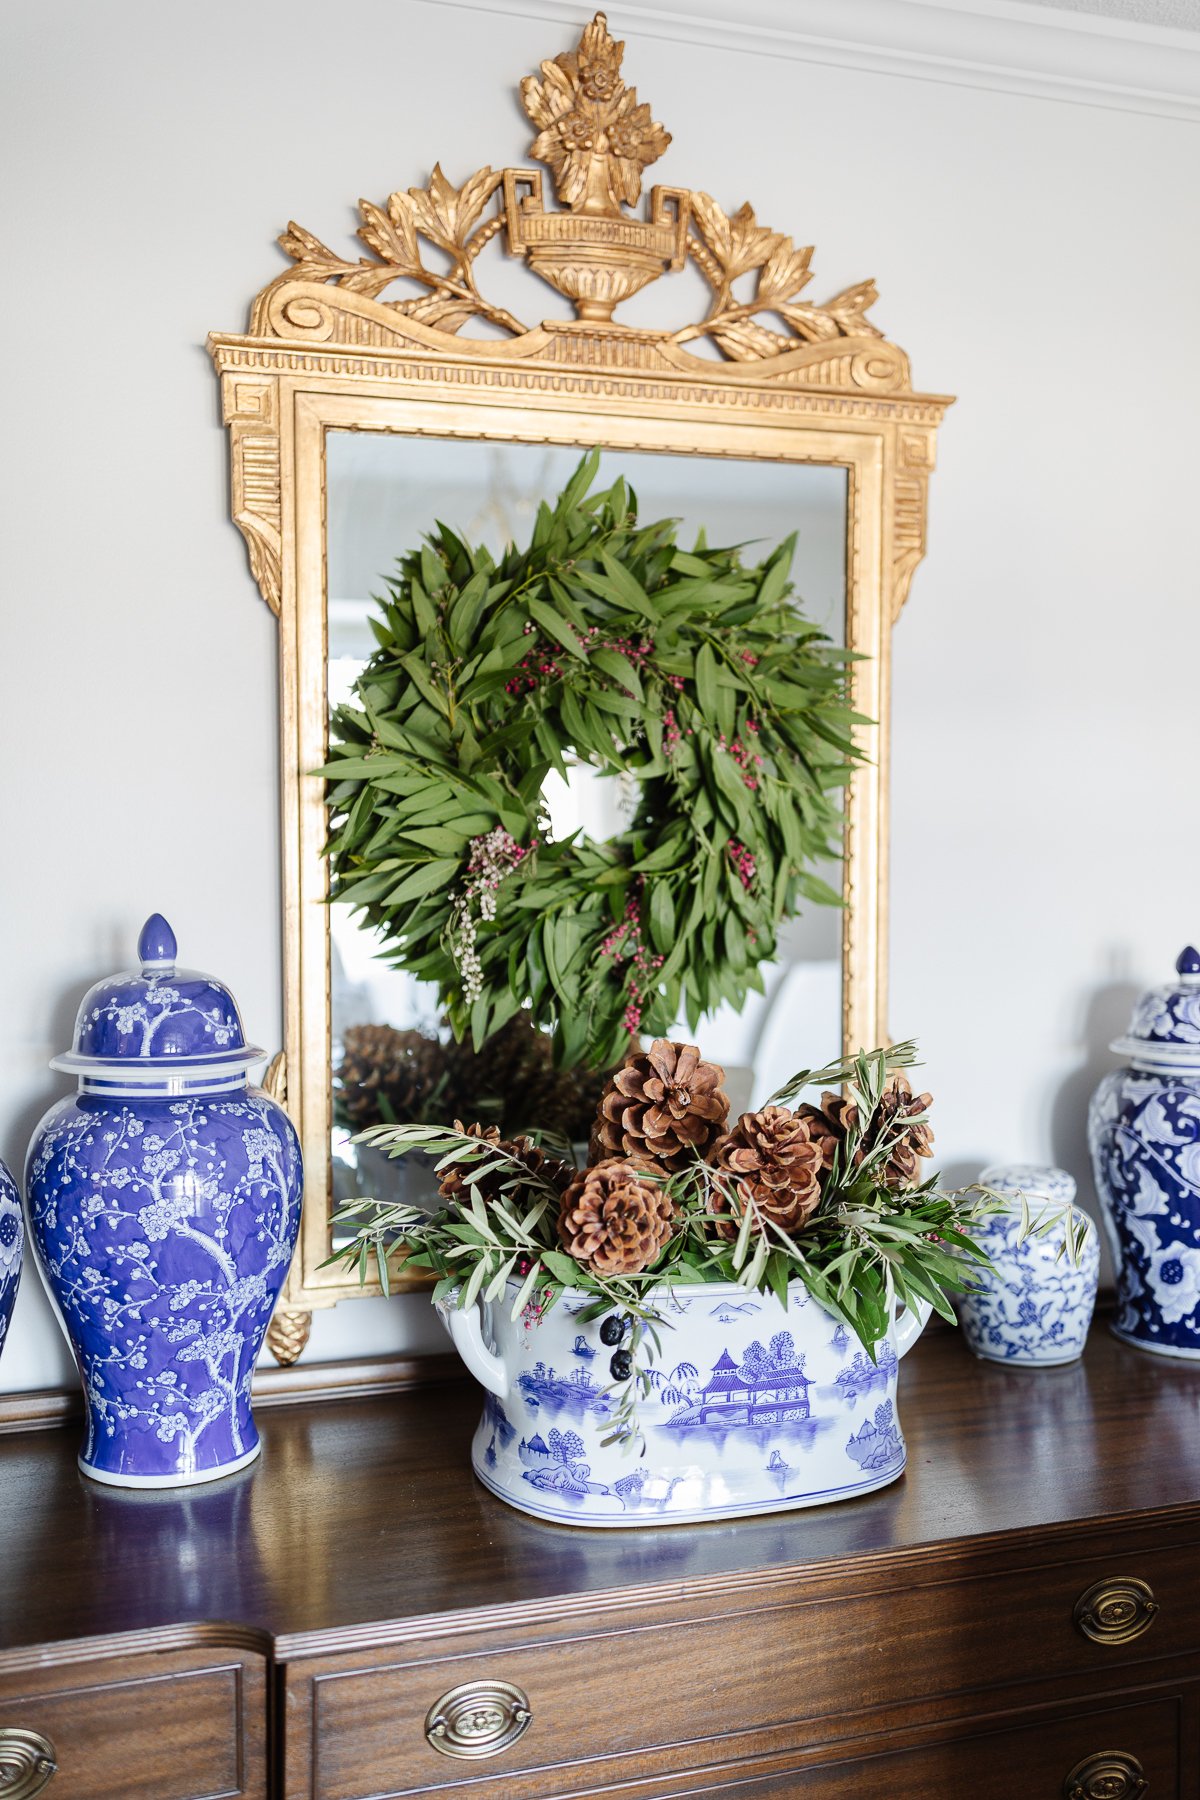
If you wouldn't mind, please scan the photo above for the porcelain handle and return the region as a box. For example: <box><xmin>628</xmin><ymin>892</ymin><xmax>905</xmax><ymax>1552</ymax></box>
<box><xmin>894</xmin><ymin>1295</ymin><xmax>933</xmax><ymax>1358</ymax></box>
<box><xmin>446</xmin><ymin>1302</ymin><xmax>510</xmax><ymax>1398</ymax></box>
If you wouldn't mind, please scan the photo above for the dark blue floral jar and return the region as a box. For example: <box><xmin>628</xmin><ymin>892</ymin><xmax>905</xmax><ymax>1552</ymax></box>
<box><xmin>0</xmin><ymin>1158</ymin><xmax>23</xmax><ymax>1364</ymax></box>
<box><xmin>1089</xmin><ymin>946</ymin><xmax>1200</xmax><ymax>1359</ymax></box>
<box><xmin>25</xmin><ymin>915</ymin><xmax>302</xmax><ymax>1487</ymax></box>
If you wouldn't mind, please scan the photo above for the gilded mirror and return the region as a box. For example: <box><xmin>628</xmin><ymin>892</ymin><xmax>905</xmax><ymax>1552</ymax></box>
<box><xmin>208</xmin><ymin>12</ymin><xmax>952</xmax><ymax>1362</ymax></box>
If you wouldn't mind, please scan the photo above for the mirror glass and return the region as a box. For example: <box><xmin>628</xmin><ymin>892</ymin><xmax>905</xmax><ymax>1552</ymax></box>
<box><xmin>326</xmin><ymin>433</ymin><xmax>847</xmax><ymax>1212</ymax></box>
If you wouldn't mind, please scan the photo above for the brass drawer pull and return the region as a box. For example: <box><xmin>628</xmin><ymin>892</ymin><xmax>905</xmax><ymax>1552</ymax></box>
<box><xmin>1074</xmin><ymin>1576</ymin><xmax>1159</xmax><ymax>1645</ymax></box>
<box><xmin>1064</xmin><ymin>1750</ymin><xmax>1147</xmax><ymax>1799</ymax></box>
<box><xmin>0</xmin><ymin>1729</ymin><xmax>57</xmax><ymax>1798</ymax></box>
<box><xmin>424</xmin><ymin>1680</ymin><xmax>532</xmax><ymax>1759</ymax></box>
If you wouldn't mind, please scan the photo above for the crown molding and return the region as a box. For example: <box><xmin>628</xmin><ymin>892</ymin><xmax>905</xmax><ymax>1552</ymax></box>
<box><xmin>416</xmin><ymin>0</ymin><xmax>1200</xmax><ymax>122</ymax></box>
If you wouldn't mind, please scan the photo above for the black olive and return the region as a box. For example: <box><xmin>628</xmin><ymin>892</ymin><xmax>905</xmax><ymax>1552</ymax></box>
<box><xmin>609</xmin><ymin>1349</ymin><xmax>634</xmax><ymax>1381</ymax></box>
<box><xmin>599</xmin><ymin>1314</ymin><xmax>626</xmax><ymax>1346</ymax></box>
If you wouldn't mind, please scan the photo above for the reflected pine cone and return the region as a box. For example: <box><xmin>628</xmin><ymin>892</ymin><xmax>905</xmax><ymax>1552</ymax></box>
<box><xmin>708</xmin><ymin>1106</ymin><xmax>824</xmax><ymax>1238</ymax></box>
<box><xmin>437</xmin><ymin>1121</ymin><xmax>569</xmax><ymax>1209</ymax></box>
<box><xmin>335</xmin><ymin>1024</ymin><xmax>444</xmax><ymax>1131</ymax></box>
<box><xmin>445</xmin><ymin>1016</ymin><xmax>610</xmax><ymax>1144</ymax></box>
<box><xmin>592</xmin><ymin>1040</ymin><xmax>729</xmax><ymax>1172</ymax></box>
<box><xmin>870</xmin><ymin>1074</ymin><xmax>935</xmax><ymax>1188</ymax></box>
<box><xmin>797</xmin><ymin>1090</ymin><xmax>862</xmax><ymax>1172</ymax></box>
<box><xmin>443</xmin><ymin>1019</ymin><xmax>534</xmax><ymax>1133</ymax></box>
<box><xmin>557</xmin><ymin>1061</ymin><xmax>612</xmax><ymax>1146</ymax></box>
<box><xmin>558</xmin><ymin>1159</ymin><xmax>676</xmax><ymax>1277</ymax></box>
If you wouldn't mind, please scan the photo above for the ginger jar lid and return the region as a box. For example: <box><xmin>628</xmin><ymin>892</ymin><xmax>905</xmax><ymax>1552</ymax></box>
<box><xmin>51</xmin><ymin>914</ymin><xmax>265</xmax><ymax>1095</ymax></box>
<box><xmin>978</xmin><ymin>1163</ymin><xmax>1077</xmax><ymax>1211</ymax></box>
<box><xmin>1110</xmin><ymin>946</ymin><xmax>1200</xmax><ymax>1074</ymax></box>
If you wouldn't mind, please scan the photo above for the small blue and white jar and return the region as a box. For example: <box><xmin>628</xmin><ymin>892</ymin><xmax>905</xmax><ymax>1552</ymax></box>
<box><xmin>1090</xmin><ymin>946</ymin><xmax>1200</xmax><ymax>1359</ymax></box>
<box><xmin>958</xmin><ymin>1164</ymin><xmax>1099</xmax><ymax>1367</ymax></box>
<box><xmin>25</xmin><ymin>915</ymin><xmax>302</xmax><ymax>1488</ymax></box>
<box><xmin>0</xmin><ymin>1159</ymin><xmax>23</xmax><ymax>1364</ymax></box>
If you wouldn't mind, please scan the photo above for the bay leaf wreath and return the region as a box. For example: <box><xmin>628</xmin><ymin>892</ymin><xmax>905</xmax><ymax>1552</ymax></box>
<box><xmin>319</xmin><ymin>452</ymin><xmax>862</xmax><ymax>1069</ymax></box>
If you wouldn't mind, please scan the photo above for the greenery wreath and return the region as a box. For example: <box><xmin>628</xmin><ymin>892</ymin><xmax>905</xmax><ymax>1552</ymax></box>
<box><xmin>320</xmin><ymin>452</ymin><xmax>863</xmax><ymax>1070</ymax></box>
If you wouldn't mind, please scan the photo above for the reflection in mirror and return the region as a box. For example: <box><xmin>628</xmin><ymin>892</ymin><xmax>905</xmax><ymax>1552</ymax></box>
<box><xmin>326</xmin><ymin>434</ymin><xmax>847</xmax><ymax>1217</ymax></box>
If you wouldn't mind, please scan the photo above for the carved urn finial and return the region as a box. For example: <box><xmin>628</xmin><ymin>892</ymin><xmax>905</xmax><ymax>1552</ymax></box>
<box><xmin>506</xmin><ymin>11</ymin><xmax>688</xmax><ymax>321</ymax></box>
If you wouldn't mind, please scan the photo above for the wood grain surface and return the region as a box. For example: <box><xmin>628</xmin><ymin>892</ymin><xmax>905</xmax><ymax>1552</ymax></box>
<box><xmin>2</xmin><ymin>1321</ymin><xmax>1199</xmax><ymax>1660</ymax></box>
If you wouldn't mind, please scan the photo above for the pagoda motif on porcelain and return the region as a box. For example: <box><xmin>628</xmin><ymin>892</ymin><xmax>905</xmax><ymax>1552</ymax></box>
<box><xmin>956</xmin><ymin>1163</ymin><xmax>1099</xmax><ymax>1366</ymax></box>
<box><xmin>1089</xmin><ymin>946</ymin><xmax>1200</xmax><ymax>1359</ymax></box>
<box><xmin>0</xmin><ymin>1158</ymin><xmax>23</xmax><ymax>1365</ymax></box>
<box><xmin>440</xmin><ymin>1276</ymin><xmax>931</xmax><ymax>1528</ymax></box>
<box><xmin>25</xmin><ymin>916</ymin><xmax>303</xmax><ymax>1487</ymax></box>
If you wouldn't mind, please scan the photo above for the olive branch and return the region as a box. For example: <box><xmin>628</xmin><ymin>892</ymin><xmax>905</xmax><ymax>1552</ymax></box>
<box><xmin>250</xmin><ymin>165</ymin><xmax>526</xmax><ymax>338</ymax></box>
<box><xmin>676</xmin><ymin>192</ymin><xmax>885</xmax><ymax>363</ymax></box>
<box><xmin>322</xmin><ymin>1046</ymin><xmax>1052</xmax><ymax>1456</ymax></box>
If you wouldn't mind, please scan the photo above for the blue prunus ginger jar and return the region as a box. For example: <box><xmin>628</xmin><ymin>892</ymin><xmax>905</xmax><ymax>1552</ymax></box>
<box><xmin>25</xmin><ymin>915</ymin><xmax>302</xmax><ymax>1486</ymax></box>
<box><xmin>0</xmin><ymin>1158</ymin><xmax>23</xmax><ymax>1364</ymax></box>
<box><xmin>956</xmin><ymin>1165</ymin><xmax>1099</xmax><ymax>1366</ymax></box>
<box><xmin>1089</xmin><ymin>946</ymin><xmax>1200</xmax><ymax>1359</ymax></box>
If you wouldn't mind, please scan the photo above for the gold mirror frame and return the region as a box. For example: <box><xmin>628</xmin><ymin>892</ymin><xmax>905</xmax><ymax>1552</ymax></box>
<box><xmin>208</xmin><ymin>13</ymin><xmax>952</xmax><ymax>1362</ymax></box>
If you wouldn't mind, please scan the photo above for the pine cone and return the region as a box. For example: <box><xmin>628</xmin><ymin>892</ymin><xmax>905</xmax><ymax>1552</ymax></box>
<box><xmin>708</xmin><ymin>1106</ymin><xmax>824</xmax><ymax>1237</ymax></box>
<box><xmin>592</xmin><ymin>1040</ymin><xmax>729</xmax><ymax>1172</ymax></box>
<box><xmin>558</xmin><ymin>1159</ymin><xmax>676</xmax><ymax>1276</ymax></box>
<box><xmin>868</xmin><ymin>1074</ymin><xmax>935</xmax><ymax>1188</ymax></box>
<box><xmin>797</xmin><ymin>1090</ymin><xmax>862</xmax><ymax>1171</ymax></box>
<box><xmin>335</xmin><ymin>1024</ymin><xmax>445</xmax><ymax>1131</ymax></box>
<box><xmin>437</xmin><ymin>1121</ymin><xmax>569</xmax><ymax>1209</ymax></box>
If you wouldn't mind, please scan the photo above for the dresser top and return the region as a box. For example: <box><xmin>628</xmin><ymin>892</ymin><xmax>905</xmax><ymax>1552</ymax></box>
<box><xmin>2</xmin><ymin>1322</ymin><xmax>1199</xmax><ymax>1660</ymax></box>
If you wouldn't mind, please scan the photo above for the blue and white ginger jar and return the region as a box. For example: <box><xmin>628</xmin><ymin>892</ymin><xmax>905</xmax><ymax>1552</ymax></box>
<box><xmin>25</xmin><ymin>915</ymin><xmax>302</xmax><ymax>1487</ymax></box>
<box><xmin>957</xmin><ymin>1164</ymin><xmax>1099</xmax><ymax>1367</ymax></box>
<box><xmin>0</xmin><ymin>1158</ymin><xmax>23</xmax><ymax>1364</ymax></box>
<box><xmin>1089</xmin><ymin>946</ymin><xmax>1200</xmax><ymax>1359</ymax></box>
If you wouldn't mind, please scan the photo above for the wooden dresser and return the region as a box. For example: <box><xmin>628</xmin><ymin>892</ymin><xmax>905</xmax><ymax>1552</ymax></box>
<box><xmin>2</xmin><ymin>1322</ymin><xmax>1199</xmax><ymax>1800</ymax></box>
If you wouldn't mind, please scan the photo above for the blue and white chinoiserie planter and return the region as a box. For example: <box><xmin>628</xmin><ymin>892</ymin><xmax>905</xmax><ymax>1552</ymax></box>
<box><xmin>25</xmin><ymin>915</ymin><xmax>302</xmax><ymax>1488</ymax></box>
<box><xmin>0</xmin><ymin>1159</ymin><xmax>23</xmax><ymax>1365</ymax></box>
<box><xmin>957</xmin><ymin>1164</ymin><xmax>1099</xmax><ymax>1367</ymax></box>
<box><xmin>1089</xmin><ymin>946</ymin><xmax>1200</xmax><ymax>1360</ymax></box>
<box><xmin>441</xmin><ymin>1279</ymin><xmax>931</xmax><ymax>1528</ymax></box>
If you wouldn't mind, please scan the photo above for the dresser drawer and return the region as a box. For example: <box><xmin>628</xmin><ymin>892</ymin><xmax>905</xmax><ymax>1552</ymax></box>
<box><xmin>0</xmin><ymin>1645</ymin><xmax>267</xmax><ymax>1800</ymax></box>
<box><xmin>286</xmin><ymin>1539</ymin><xmax>1200</xmax><ymax>1800</ymax></box>
<box><xmin>681</xmin><ymin>1695</ymin><xmax>1182</xmax><ymax>1800</ymax></box>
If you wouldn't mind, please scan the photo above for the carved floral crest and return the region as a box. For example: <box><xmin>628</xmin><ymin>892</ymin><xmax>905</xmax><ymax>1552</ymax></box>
<box><xmin>522</xmin><ymin>13</ymin><xmax>670</xmax><ymax>213</ymax></box>
<box><xmin>247</xmin><ymin>11</ymin><xmax>906</xmax><ymax>381</ymax></box>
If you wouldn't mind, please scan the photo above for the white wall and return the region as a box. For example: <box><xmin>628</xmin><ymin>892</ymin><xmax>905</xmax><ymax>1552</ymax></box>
<box><xmin>2</xmin><ymin>0</ymin><xmax>1197</xmax><ymax>1390</ymax></box>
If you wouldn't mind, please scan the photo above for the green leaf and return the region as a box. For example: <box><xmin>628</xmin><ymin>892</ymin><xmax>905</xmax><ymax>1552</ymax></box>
<box><xmin>398</xmin><ymin>826</ymin><xmax>473</xmax><ymax>855</ymax></box>
<box><xmin>591</xmin><ymin>646</ymin><xmax>644</xmax><ymax>702</ymax></box>
<box><xmin>599</xmin><ymin>550</ymin><xmax>661</xmax><ymax>621</ymax></box>
<box><xmin>447</xmin><ymin>572</ymin><xmax>491</xmax><ymax>647</ymax></box>
<box><xmin>755</xmin><ymin>537</ymin><xmax>795</xmax><ymax>611</ymax></box>
<box><xmin>510</xmin><ymin>1259</ymin><xmax>543</xmax><ymax>1320</ymax></box>
<box><xmin>648</xmin><ymin>880</ymin><xmax>676</xmax><ymax>952</ymax></box>
<box><xmin>695</xmin><ymin>641</ymin><xmax>719</xmax><ymax>720</ymax></box>
<box><xmin>384</xmin><ymin>858</ymin><xmax>460</xmax><ymax>904</ymax></box>
<box><xmin>542</xmin><ymin>1250</ymin><xmax>582</xmax><ymax>1284</ymax></box>
<box><xmin>527</xmin><ymin>597</ymin><xmax>589</xmax><ymax>662</ymax></box>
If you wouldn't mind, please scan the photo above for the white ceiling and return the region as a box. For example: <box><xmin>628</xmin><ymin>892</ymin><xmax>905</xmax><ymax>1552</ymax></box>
<box><xmin>452</xmin><ymin>0</ymin><xmax>1200</xmax><ymax>120</ymax></box>
<box><xmin>1021</xmin><ymin>0</ymin><xmax>1200</xmax><ymax>28</ymax></box>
